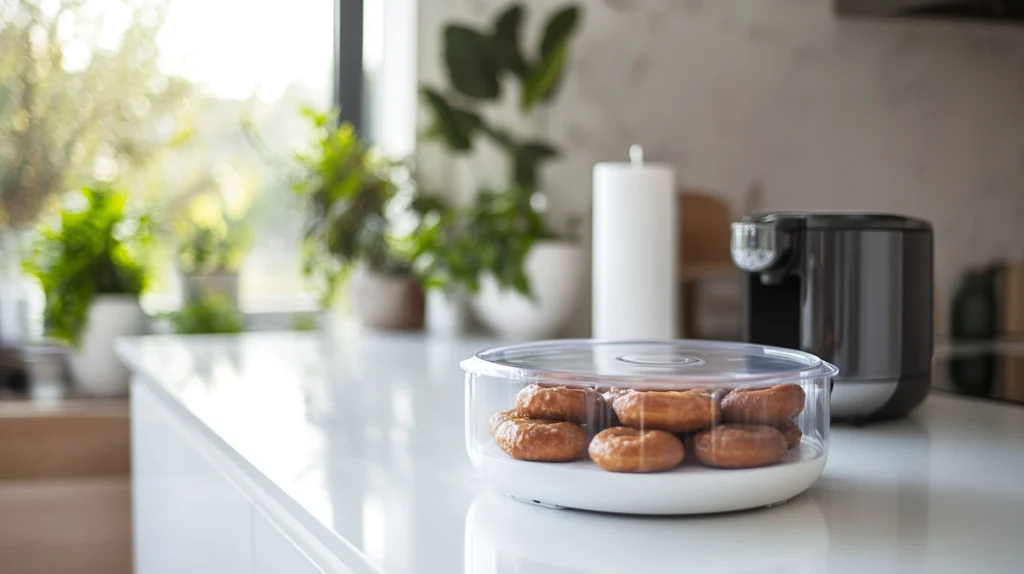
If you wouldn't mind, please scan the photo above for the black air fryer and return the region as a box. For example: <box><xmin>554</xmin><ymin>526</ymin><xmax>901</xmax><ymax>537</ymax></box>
<box><xmin>730</xmin><ymin>213</ymin><xmax>934</xmax><ymax>421</ymax></box>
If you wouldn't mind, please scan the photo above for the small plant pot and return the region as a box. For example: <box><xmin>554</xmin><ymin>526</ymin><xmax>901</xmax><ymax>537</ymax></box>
<box><xmin>350</xmin><ymin>268</ymin><xmax>425</xmax><ymax>330</ymax></box>
<box><xmin>473</xmin><ymin>240</ymin><xmax>582</xmax><ymax>340</ymax></box>
<box><xmin>180</xmin><ymin>272</ymin><xmax>240</xmax><ymax>306</ymax></box>
<box><xmin>68</xmin><ymin>295</ymin><xmax>148</xmax><ymax>396</ymax></box>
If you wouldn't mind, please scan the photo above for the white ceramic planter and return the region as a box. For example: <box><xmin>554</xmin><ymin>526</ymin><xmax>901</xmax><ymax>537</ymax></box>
<box><xmin>426</xmin><ymin>288</ymin><xmax>470</xmax><ymax>337</ymax></box>
<box><xmin>69</xmin><ymin>295</ymin><xmax>148</xmax><ymax>396</ymax></box>
<box><xmin>179</xmin><ymin>272</ymin><xmax>239</xmax><ymax>305</ymax></box>
<box><xmin>473</xmin><ymin>241</ymin><xmax>582</xmax><ymax>340</ymax></box>
<box><xmin>349</xmin><ymin>268</ymin><xmax>424</xmax><ymax>330</ymax></box>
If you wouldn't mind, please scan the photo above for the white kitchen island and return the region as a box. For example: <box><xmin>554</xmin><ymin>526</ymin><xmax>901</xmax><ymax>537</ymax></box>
<box><xmin>119</xmin><ymin>332</ymin><xmax>1024</xmax><ymax>574</ymax></box>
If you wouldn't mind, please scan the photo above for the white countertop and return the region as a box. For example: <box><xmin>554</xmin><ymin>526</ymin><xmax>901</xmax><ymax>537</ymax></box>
<box><xmin>119</xmin><ymin>331</ymin><xmax>1024</xmax><ymax>574</ymax></box>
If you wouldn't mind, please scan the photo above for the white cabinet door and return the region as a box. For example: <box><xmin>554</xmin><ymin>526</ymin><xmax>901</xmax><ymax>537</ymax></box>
<box><xmin>253</xmin><ymin>507</ymin><xmax>327</xmax><ymax>574</ymax></box>
<box><xmin>132</xmin><ymin>382</ymin><xmax>253</xmax><ymax>574</ymax></box>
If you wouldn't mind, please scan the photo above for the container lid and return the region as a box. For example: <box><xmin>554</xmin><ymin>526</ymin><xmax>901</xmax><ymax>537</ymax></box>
<box><xmin>461</xmin><ymin>340</ymin><xmax>838</xmax><ymax>389</ymax></box>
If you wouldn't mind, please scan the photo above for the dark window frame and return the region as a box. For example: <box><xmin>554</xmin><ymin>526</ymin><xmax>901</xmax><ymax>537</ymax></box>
<box><xmin>334</xmin><ymin>0</ymin><xmax>364</xmax><ymax>134</ymax></box>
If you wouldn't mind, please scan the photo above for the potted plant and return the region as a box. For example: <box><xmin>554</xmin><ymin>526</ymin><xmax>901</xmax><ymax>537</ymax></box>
<box><xmin>418</xmin><ymin>3</ymin><xmax>584</xmax><ymax>339</ymax></box>
<box><xmin>23</xmin><ymin>184</ymin><xmax>152</xmax><ymax>395</ymax></box>
<box><xmin>166</xmin><ymin>295</ymin><xmax>244</xmax><ymax>335</ymax></box>
<box><xmin>172</xmin><ymin>191</ymin><xmax>253</xmax><ymax>307</ymax></box>
<box><xmin>406</xmin><ymin>192</ymin><xmax>472</xmax><ymax>335</ymax></box>
<box><xmin>1</xmin><ymin>0</ymin><xmax>189</xmax><ymax>347</ymax></box>
<box><xmin>293</xmin><ymin>108</ymin><xmax>423</xmax><ymax>330</ymax></box>
<box><xmin>411</xmin><ymin>186</ymin><xmax>579</xmax><ymax>339</ymax></box>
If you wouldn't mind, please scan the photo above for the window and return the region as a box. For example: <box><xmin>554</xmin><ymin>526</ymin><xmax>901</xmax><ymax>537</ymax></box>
<box><xmin>146</xmin><ymin>0</ymin><xmax>336</xmax><ymax>312</ymax></box>
<box><xmin>361</xmin><ymin>0</ymin><xmax>417</xmax><ymax>158</ymax></box>
<box><xmin>1</xmin><ymin>0</ymin><xmax>416</xmax><ymax>318</ymax></box>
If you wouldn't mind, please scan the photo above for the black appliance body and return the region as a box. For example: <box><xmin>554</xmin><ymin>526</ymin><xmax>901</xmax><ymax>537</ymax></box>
<box><xmin>731</xmin><ymin>213</ymin><xmax>934</xmax><ymax>422</ymax></box>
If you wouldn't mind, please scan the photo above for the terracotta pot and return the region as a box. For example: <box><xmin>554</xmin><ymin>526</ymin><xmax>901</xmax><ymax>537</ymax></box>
<box><xmin>350</xmin><ymin>268</ymin><xmax>424</xmax><ymax>330</ymax></box>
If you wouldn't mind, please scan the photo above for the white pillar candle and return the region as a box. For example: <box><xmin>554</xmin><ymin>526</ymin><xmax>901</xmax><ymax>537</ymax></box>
<box><xmin>592</xmin><ymin>146</ymin><xmax>679</xmax><ymax>340</ymax></box>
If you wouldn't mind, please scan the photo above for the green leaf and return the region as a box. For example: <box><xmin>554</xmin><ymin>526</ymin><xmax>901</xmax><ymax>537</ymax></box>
<box><xmin>167</xmin><ymin>126</ymin><xmax>196</xmax><ymax>148</ymax></box>
<box><xmin>513</xmin><ymin>142</ymin><xmax>559</xmax><ymax>188</ymax></box>
<box><xmin>290</xmin><ymin>108</ymin><xmax>408</xmax><ymax>306</ymax></box>
<box><xmin>479</xmin><ymin>123</ymin><xmax>514</xmax><ymax>150</ymax></box>
<box><xmin>522</xmin><ymin>5</ymin><xmax>580</xmax><ymax>109</ymax></box>
<box><xmin>419</xmin><ymin>88</ymin><xmax>480</xmax><ymax>152</ymax></box>
<box><xmin>521</xmin><ymin>41</ymin><xmax>568</xmax><ymax>111</ymax></box>
<box><xmin>540</xmin><ymin>6</ymin><xmax>580</xmax><ymax>60</ymax></box>
<box><xmin>168</xmin><ymin>295</ymin><xmax>244</xmax><ymax>335</ymax></box>
<box><xmin>452</xmin><ymin>109</ymin><xmax>483</xmax><ymax>142</ymax></box>
<box><xmin>444</xmin><ymin>25</ymin><xmax>500</xmax><ymax>100</ymax></box>
<box><xmin>491</xmin><ymin>4</ymin><xmax>528</xmax><ymax>78</ymax></box>
<box><xmin>23</xmin><ymin>183</ymin><xmax>151</xmax><ymax>347</ymax></box>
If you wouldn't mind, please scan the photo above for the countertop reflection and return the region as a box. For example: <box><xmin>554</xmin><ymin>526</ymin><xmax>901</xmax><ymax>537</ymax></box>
<box><xmin>119</xmin><ymin>332</ymin><xmax>1024</xmax><ymax>574</ymax></box>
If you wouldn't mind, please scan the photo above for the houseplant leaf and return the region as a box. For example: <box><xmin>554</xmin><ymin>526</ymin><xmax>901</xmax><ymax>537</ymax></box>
<box><xmin>521</xmin><ymin>42</ymin><xmax>567</xmax><ymax>111</ymax></box>
<box><xmin>513</xmin><ymin>142</ymin><xmax>558</xmax><ymax>189</ymax></box>
<box><xmin>444</xmin><ymin>25</ymin><xmax>500</xmax><ymax>100</ymax></box>
<box><xmin>23</xmin><ymin>184</ymin><xmax>150</xmax><ymax>348</ymax></box>
<box><xmin>420</xmin><ymin>88</ymin><xmax>481</xmax><ymax>152</ymax></box>
<box><xmin>491</xmin><ymin>4</ymin><xmax>528</xmax><ymax>78</ymax></box>
<box><xmin>540</xmin><ymin>6</ymin><xmax>580</xmax><ymax>60</ymax></box>
<box><xmin>292</xmin><ymin>109</ymin><xmax>412</xmax><ymax>307</ymax></box>
<box><xmin>522</xmin><ymin>6</ymin><xmax>580</xmax><ymax>110</ymax></box>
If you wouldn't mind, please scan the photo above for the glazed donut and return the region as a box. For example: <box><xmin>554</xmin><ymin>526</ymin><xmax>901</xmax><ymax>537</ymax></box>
<box><xmin>601</xmin><ymin>387</ymin><xmax>631</xmax><ymax>404</ymax></box>
<box><xmin>488</xmin><ymin>409</ymin><xmax>519</xmax><ymax>436</ymax></box>
<box><xmin>692</xmin><ymin>424</ymin><xmax>788</xmax><ymax>469</ymax></box>
<box><xmin>612</xmin><ymin>389</ymin><xmax>720</xmax><ymax>432</ymax></box>
<box><xmin>515</xmin><ymin>384</ymin><xmax>605</xmax><ymax>424</ymax></box>
<box><xmin>601</xmin><ymin>388</ymin><xmax>631</xmax><ymax>426</ymax></box>
<box><xmin>589</xmin><ymin>427</ymin><xmax>685</xmax><ymax>473</ymax></box>
<box><xmin>494</xmin><ymin>418</ymin><xmax>589</xmax><ymax>462</ymax></box>
<box><xmin>721</xmin><ymin>383</ymin><xmax>806</xmax><ymax>425</ymax></box>
<box><xmin>776</xmin><ymin>419</ymin><xmax>802</xmax><ymax>449</ymax></box>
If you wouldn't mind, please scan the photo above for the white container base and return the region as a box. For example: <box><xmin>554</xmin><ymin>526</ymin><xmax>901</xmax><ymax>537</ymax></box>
<box><xmin>471</xmin><ymin>440</ymin><xmax>826</xmax><ymax>515</ymax></box>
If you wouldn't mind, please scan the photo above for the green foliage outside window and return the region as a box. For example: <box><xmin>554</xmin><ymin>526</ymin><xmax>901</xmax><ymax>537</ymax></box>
<box><xmin>0</xmin><ymin>0</ymin><xmax>191</xmax><ymax>228</ymax></box>
<box><xmin>171</xmin><ymin>184</ymin><xmax>255</xmax><ymax>276</ymax></box>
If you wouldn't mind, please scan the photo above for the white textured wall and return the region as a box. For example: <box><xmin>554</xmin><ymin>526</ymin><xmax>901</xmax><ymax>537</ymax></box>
<box><xmin>417</xmin><ymin>0</ymin><xmax>1024</xmax><ymax>335</ymax></box>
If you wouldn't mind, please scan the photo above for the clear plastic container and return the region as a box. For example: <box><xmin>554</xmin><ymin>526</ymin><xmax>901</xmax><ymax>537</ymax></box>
<box><xmin>462</xmin><ymin>339</ymin><xmax>838</xmax><ymax>515</ymax></box>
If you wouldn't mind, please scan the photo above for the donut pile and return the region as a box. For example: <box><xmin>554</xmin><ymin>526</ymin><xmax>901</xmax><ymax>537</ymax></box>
<box><xmin>489</xmin><ymin>382</ymin><xmax>806</xmax><ymax>473</ymax></box>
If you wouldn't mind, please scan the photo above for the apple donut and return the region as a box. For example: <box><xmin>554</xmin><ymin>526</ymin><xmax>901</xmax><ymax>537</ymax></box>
<box><xmin>611</xmin><ymin>389</ymin><xmax>720</xmax><ymax>432</ymax></box>
<box><xmin>515</xmin><ymin>384</ymin><xmax>605</xmax><ymax>425</ymax></box>
<box><xmin>776</xmin><ymin>419</ymin><xmax>802</xmax><ymax>449</ymax></box>
<box><xmin>588</xmin><ymin>427</ymin><xmax>685</xmax><ymax>473</ymax></box>
<box><xmin>488</xmin><ymin>409</ymin><xmax>519</xmax><ymax>436</ymax></box>
<box><xmin>494</xmin><ymin>418</ymin><xmax>589</xmax><ymax>462</ymax></box>
<box><xmin>721</xmin><ymin>383</ymin><xmax>806</xmax><ymax>425</ymax></box>
<box><xmin>693</xmin><ymin>424</ymin><xmax>788</xmax><ymax>469</ymax></box>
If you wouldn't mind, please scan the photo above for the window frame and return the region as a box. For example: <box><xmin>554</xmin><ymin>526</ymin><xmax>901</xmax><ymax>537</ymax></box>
<box><xmin>335</xmin><ymin>0</ymin><xmax>365</xmax><ymax>134</ymax></box>
<box><xmin>240</xmin><ymin>0</ymin><xmax>364</xmax><ymax>327</ymax></box>
<box><xmin>145</xmin><ymin>0</ymin><xmax>365</xmax><ymax>326</ymax></box>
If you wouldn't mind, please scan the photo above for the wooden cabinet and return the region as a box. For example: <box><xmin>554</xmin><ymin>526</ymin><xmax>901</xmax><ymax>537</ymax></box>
<box><xmin>0</xmin><ymin>400</ymin><xmax>132</xmax><ymax>574</ymax></box>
